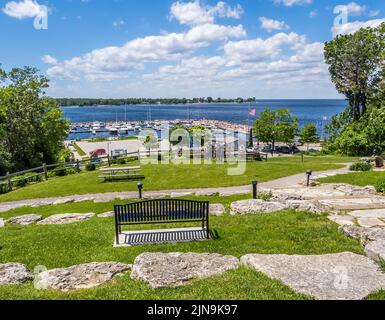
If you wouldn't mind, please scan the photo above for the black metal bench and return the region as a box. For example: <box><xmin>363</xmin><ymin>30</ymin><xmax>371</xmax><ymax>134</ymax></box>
<box><xmin>114</xmin><ymin>199</ymin><xmax>210</xmax><ymax>244</ymax></box>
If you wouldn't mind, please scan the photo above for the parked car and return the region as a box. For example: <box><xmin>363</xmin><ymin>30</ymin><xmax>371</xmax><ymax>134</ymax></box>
<box><xmin>90</xmin><ymin>149</ymin><xmax>106</xmax><ymax>158</ymax></box>
<box><xmin>90</xmin><ymin>158</ymin><xmax>103</xmax><ymax>165</ymax></box>
<box><xmin>275</xmin><ymin>146</ymin><xmax>301</xmax><ymax>154</ymax></box>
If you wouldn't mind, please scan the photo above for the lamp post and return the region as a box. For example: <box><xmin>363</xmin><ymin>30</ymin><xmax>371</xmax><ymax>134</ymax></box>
<box><xmin>306</xmin><ymin>170</ymin><xmax>313</xmax><ymax>187</ymax></box>
<box><xmin>252</xmin><ymin>180</ymin><xmax>258</xmax><ymax>199</ymax></box>
<box><xmin>137</xmin><ymin>182</ymin><xmax>143</xmax><ymax>199</ymax></box>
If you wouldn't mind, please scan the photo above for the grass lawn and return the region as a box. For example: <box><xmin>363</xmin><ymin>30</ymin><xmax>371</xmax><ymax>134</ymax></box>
<box><xmin>319</xmin><ymin>171</ymin><xmax>385</xmax><ymax>187</ymax></box>
<box><xmin>0</xmin><ymin>156</ymin><xmax>354</xmax><ymax>202</ymax></box>
<box><xmin>0</xmin><ymin>195</ymin><xmax>364</xmax><ymax>300</ymax></box>
<box><xmin>73</xmin><ymin>143</ymin><xmax>86</xmax><ymax>157</ymax></box>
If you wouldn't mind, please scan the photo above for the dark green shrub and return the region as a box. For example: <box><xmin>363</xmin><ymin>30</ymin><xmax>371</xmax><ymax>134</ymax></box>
<box><xmin>86</xmin><ymin>163</ymin><xmax>96</xmax><ymax>171</ymax></box>
<box><xmin>349</xmin><ymin>162</ymin><xmax>373</xmax><ymax>172</ymax></box>
<box><xmin>117</xmin><ymin>158</ymin><xmax>126</xmax><ymax>165</ymax></box>
<box><xmin>54</xmin><ymin>166</ymin><xmax>68</xmax><ymax>176</ymax></box>
<box><xmin>375</xmin><ymin>178</ymin><xmax>385</xmax><ymax>193</ymax></box>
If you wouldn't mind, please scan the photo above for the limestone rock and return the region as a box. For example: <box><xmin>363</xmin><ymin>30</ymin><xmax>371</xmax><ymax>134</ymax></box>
<box><xmin>357</xmin><ymin>217</ymin><xmax>385</xmax><ymax>228</ymax></box>
<box><xmin>98</xmin><ymin>211</ymin><xmax>115</xmax><ymax>218</ymax></box>
<box><xmin>52</xmin><ymin>198</ymin><xmax>75</xmax><ymax>205</ymax></box>
<box><xmin>241</xmin><ymin>252</ymin><xmax>385</xmax><ymax>300</ymax></box>
<box><xmin>340</xmin><ymin>225</ymin><xmax>385</xmax><ymax>245</ymax></box>
<box><xmin>286</xmin><ymin>200</ymin><xmax>325</xmax><ymax>214</ymax></box>
<box><xmin>195</xmin><ymin>191</ymin><xmax>219</xmax><ymax>197</ymax></box>
<box><xmin>7</xmin><ymin>214</ymin><xmax>42</xmax><ymax>226</ymax></box>
<box><xmin>37</xmin><ymin>213</ymin><xmax>95</xmax><ymax>225</ymax></box>
<box><xmin>349</xmin><ymin>209</ymin><xmax>385</xmax><ymax>219</ymax></box>
<box><xmin>0</xmin><ymin>218</ymin><xmax>4</xmax><ymax>228</ymax></box>
<box><xmin>365</xmin><ymin>240</ymin><xmax>385</xmax><ymax>263</ymax></box>
<box><xmin>230</xmin><ymin>199</ymin><xmax>287</xmax><ymax>215</ymax></box>
<box><xmin>328</xmin><ymin>215</ymin><xmax>355</xmax><ymax>227</ymax></box>
<box><xmin>131</xmin><ymin>252</ymin><xmax>239</xmax><ymax>288</ymax></box>
<box><xmin>209</xmin><ymin>204</ymin><xmax>225</xmax><ymax>216</ymax></box>
<box><xmin>334</xmin><ymin>184</ymin><xmax>377</xmax><ymax>197</ymax></box>
<box><xmin>35</xmin><ymin>262</ymin><xmax>131</xmax><ymax>292</ymax></box>
<box><xmin>170</xmin><ymin>192</ymin><xmax>193</xmax><ymax>198</ymax></box>
<box><xmin>0</xmin><ymin>263</ymin><xmax>33</xmax><ymax>285</ymax></box>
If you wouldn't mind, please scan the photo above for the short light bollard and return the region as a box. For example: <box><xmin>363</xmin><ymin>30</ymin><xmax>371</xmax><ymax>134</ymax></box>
<box><xmin>137</xmin><ymin>182</ymin><xmax>143</xmax><ymax>199</ymax></box>
<box><xmin>306</xmin><ymin>170</ymin><xmax>313</xmax><ymax>187</ymax></box>
<box><xmin>252</xmin><ymin>180</ymin><xmax>258</xmax><ymax>199</ymax></box>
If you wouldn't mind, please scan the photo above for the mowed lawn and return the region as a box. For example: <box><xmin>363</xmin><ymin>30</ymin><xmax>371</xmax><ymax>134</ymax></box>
<box><xmin>319</xmin><ymin>171</ymin><xmax>385</xmax><ymax>187</ymax></box>
<box><xmin>0</xmin><ymin>156</ymin><xmax>354</xmax><ymax>202</ymax></box>
<box><xmin>0</xmin><ymin>195</ymin><xmax>364</xmax><ymax>300</ymax></box>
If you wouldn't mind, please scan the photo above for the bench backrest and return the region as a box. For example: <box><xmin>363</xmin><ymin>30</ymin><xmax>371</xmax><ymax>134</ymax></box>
<box><xmin>114</xmin><ymin>199</ymin><xmax>209</xmax><ymax>224</ymax></box>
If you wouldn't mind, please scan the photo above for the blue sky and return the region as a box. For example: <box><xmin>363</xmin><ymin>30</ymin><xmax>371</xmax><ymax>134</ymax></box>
<box><xmin>0</xmin><ymin>0</ymin><xmax>384</xmax><ymax>98</ymax></box>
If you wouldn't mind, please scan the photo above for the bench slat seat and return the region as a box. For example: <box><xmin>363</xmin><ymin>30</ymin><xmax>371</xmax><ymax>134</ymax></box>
<box><xmin>114</xmin><ymin>199</ymin><xmax>210</xmax><ymax>244</ymax></box>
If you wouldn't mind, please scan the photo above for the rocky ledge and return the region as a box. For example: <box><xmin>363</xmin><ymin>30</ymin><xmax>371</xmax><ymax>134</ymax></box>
<box><xmin>131</xmin><ymin>252</ymin><xmax>239</xmax><ymax>288</ymax></box>
<box><xmin>35</xmin><ymin>262</ymin><xmax>131</xmax><ymax>292</ymax></box>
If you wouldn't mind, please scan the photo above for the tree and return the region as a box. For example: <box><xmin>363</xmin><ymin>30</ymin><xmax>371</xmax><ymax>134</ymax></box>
<box><xmin>0</xmin><ymin>66</ymin><xmax>69</xmax><ymax>174</ymax></box>
<box><xmin>300</xmin><ymin>124</ymin><xmax>320</xmax><ymax>151</ymax></box>
<box><xmin>254</xmin><ymin>109</ymin><xmax>298</xmax><ymax>153</ymax></box>
<box><xmin>324</xmin><ymin>23</ymin><xmax>385</xmax><ymax>121</ymax></box>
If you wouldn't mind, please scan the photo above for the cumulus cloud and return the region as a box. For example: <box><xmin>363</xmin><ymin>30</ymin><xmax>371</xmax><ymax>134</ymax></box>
<box><xmin>2</xmin><ymin>0</ymin><xmax>46</xmax><ymax>19</ymax></box>
<box><xmin>332</xmin><ymin>18</ymin><xmax>385</xmax><ymax>37</ymax></box>
<box><xmin>170</xmin><ymin>0</ymin><xmax>243</xmax><ymax>26</ymax></box>
<box><xmin>47</xmin><ymin>23</ymin><xmax>246</xmax><ymax>81</ymax></box>
<box><xmin>344</xmin><ymin>2</ymin><xmax>367</xmax><ymax>16</ymax></box>
<box><xmin>259</xmin><ymin>17</ymin><xmax>290</xmax><ymax>32</ymax></box>
<box><xmin>42</xmin><ymin>54</ymin><xmax>58</xmax><ymax>65</ymax></box>
<box><xmin>274</xmin><ymin>0</ymin><xmax>312</xmax><ymax>7</ymax></box>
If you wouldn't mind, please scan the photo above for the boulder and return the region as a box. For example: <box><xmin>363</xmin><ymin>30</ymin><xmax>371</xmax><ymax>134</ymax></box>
<box><xmin>131</xmin><ymin>252</ymin><xmax>239</xmax><ymax>288</ymax></box>
<box><xmin>170</xmin><ymin>192</ymin><xmax>193</xmax><ymax>198</ymax></box>
<box><xmin>340</xmin><ymin>225</ymin><xmax>385</xmax><ymax>245</ymax></box>
<box><xmin>195</xmin><ymin>191</ymin><xmax>219</xmax><ymax>197</ymax></box>
<box><xmin>365</xmin><ymin>240</ymin><xmax>385</xmax><ymax>263</ymax></box>
<box><xmin>98</xmin><ymin>211</ymin><xmax>115</xmax><ymax>218</ymax></box>
<box><xmin>286</xmin><ymin>200</ymin><xmax>325</xmax><ymax>214</ymax></box>
<box><xmin>0</xmin><ymin>263</ymin><xmax>33</xmax><ymax>285</ymax></box>
<box><xmin>230</xmin><ymin>199</ymin><xmax>287</xmax><ymax>215</ymax></box>
<box><xmin>35</xmin><ymin>262</ymin><xmax>131</xmax><ymax>292</ymax></box>
<box><xmin>0</xmin><ymin>218</ymin><xmax>4</xmax><ymax>228</ymax></box>
<box><xmin>37</xmin><ymin>213</ymin><xmax>95</xmax><ymax>225</ymax></box>
<box><xmin>209</xmin><ymin>204</ymin><xmax>225</xmax><ymax>216</ymax></box>
<box><xmin>349</xmin><ymin>209</ymin><xmax>385</xmax><ymax>219</ymax></box>
<box><xmin>241</xmin><ymin>252</ymin><xmax>385</xmax><ymax>300</ymax></box>
<box><xmin>7</xmin><ymin>214</ymin><xmax>42</xmax><ymax>226</ymax></box>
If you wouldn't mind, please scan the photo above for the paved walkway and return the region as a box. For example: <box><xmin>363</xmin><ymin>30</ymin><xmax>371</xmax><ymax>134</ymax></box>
<box><xmin>0</xmin><ymin>166</ymin><xmax>351</xmax><ymax>212</ymax></box>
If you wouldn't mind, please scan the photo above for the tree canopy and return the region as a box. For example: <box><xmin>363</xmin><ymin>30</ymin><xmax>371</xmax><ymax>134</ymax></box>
<box><xmin>0</xmin><ymin>66</ymin><xmax>69</xmax><ymax>175</ymax></box>
<box><xmin>254</xmin><ymin>109</ymin><xmax>298</xmax><ymax>151</ymax></box>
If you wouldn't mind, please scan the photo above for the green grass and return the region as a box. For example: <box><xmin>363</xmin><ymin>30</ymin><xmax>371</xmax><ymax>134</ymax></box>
<box><xmin>319</xmin><ymin>171</ymin><xmax>385</xmax><ymax>187</ymax></box>
<box><xmin>0</xmin><ymin>195</ymin><xmax>364</xmax><ymax>300</ymax></box>
<box><xmin>73</xmin><ymin>143</ymin><xmax>86</xmax><ymax>157</ymax></box>
<box><xmin>0</xmin><ymin>156</ymin><xmax>353</xmax><ymax>202</ymax></box>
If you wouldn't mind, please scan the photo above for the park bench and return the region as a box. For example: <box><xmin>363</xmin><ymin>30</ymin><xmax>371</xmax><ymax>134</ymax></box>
<box><xmin>98</xmin><ymin>166</ymin><xmax>142</xmax><ymax>181</ymax></box>
<box><xmin>114</xmin><ymin>199</ymin><xmax>210</xmax><ymax>245</ymax></box>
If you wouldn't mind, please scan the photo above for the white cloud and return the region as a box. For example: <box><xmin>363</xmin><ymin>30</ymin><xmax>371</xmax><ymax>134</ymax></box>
<box><xmin>369</xmin><ymin>10</ymin><xmax>380</xmax><ymax>18</ymax></box>
<box><xmin>274</xmin><ymin>0</ymin><xmax>312</xmax><ymax>7</ymax></box>
<box><xmin>332</xmin><ymin>18</ymin><xmax>385</xmax><ymax>36</ymax></box>
<box><xmin>345</xmin><ymin>2</ymin><xmax>367</xmax><ymax>16</ymax></box>
<box><xmin>259</xmin><ymin>17</ymin><xmax>289</xmax><ymax>32</ymax></box>
<box><xmin>309</xmin><ymin>10</ymin><xmax>317</xmax><ymax>18</ymax></box>
<box><xmin>47</xmin><ymin>23</ymin><xmax>246</xmax><ymax>81</ymax></box>
<box><xmin>2</xmin><ymin>0</ymin><xmax>46</xmax><ymax>19</ymax></box>
<box><xmin>42</xmin><ymin>55</ymin><xmax>58</xmax><ymax>65</ymax></box>
<box><xmin>170</xmin><ymin>0</ymin><xmax>243</xmax><ymax>26</ymax></box>
<box><xmin>112</xmin><ymin>18</ymin><xmax>125</xmax><ymax>28</ymax></box>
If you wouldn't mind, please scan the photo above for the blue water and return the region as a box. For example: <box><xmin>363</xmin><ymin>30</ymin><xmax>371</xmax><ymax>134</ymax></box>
<box><xmin>62</xmin><ymin>100</ymin><xmax>347</xmax><ymax>139</ymax></box>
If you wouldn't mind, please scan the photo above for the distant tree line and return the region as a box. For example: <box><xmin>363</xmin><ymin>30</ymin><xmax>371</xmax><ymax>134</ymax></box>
<box><xmin>57</xmin><ymin>97</ymin><xmax>257</xmax><ymax>107</ymax></box>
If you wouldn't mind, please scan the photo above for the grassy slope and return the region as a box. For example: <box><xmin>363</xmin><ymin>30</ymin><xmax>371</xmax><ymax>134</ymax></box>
<box><xmin>319</xmin><ymin>171</ymin><xmax>385</xmax><ymax>187</ymax></box>
<box><xmin>73</xmin><ymin>143</ymin><xmax>86</xmax><ymax>157</ymax></box>
<box><xmin>0</xmin><ymin>195</ymin><xmax>364</xmax><ymax>300</ymax></box>
<box><xmin>0</xmin><ymin>156</ymin><xmax>354</xmax><ymax>202</ymax></box>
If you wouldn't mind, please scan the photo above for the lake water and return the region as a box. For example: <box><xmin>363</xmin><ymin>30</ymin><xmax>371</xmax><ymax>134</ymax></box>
<box><xmin>63</xmin><ymin>100</ymin><xmax>347</xmax><ymax>140</ymax></box>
